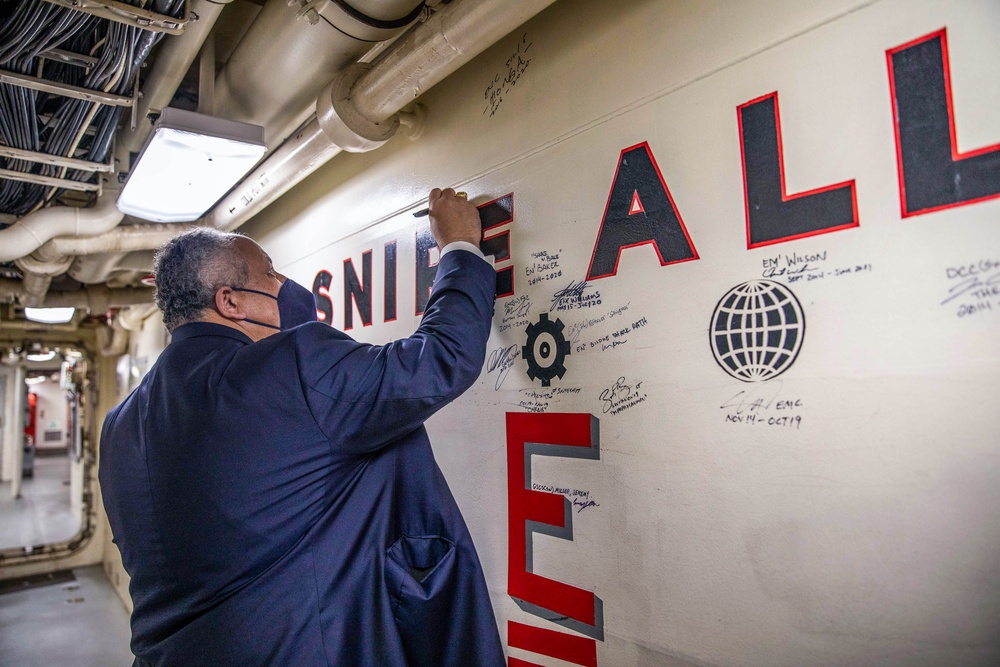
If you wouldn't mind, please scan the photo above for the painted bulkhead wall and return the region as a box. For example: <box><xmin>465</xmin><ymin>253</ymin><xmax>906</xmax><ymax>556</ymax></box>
<box><xmin>244</xmin><ymin>0</ymin><xmax>1000</xmax><ymax>666</ymax></box>
<box><xmin>241</xmin><ymin>0</ymin><xmax>1000</xmax><ymax>664</ymax></box>
<box><xmin>78</xmin><ymin>0</ymin><xmax>999</xmax><ymax>664</ymax></box>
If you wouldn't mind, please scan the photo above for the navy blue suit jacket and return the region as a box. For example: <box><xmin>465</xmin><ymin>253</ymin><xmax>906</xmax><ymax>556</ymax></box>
<box><xmin>99</xmin><ymin>250</ymin><xmax>505</xmax><ymax>666</ymax></box>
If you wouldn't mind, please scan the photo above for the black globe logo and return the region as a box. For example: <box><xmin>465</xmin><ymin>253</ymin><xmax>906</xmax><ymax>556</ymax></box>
<box><xmin>709</xmin><ymin>280</ymin><xmax>805</xmax><ymax>382</ymax></box>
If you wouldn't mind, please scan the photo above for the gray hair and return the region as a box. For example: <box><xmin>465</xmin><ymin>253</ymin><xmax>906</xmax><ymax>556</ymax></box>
<box><xmin>152</xmin><ymin>228</ymin><xmax>250</xmax><ymax>332</ymax></box>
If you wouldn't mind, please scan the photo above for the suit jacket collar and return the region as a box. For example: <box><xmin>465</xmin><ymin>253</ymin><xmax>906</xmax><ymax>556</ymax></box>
<box><xmin>170</xmin><ymin>321</ymin><xmax>253</xmax><ymax>345</ymax></box>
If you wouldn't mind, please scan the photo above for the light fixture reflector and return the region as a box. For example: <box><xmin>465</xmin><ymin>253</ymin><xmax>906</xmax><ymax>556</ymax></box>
<box><xmin>117</xmin><ymin>108</ymin><xmax>266</xmax><ymax>223</ymax></box>
<box><xmin>24</xmin><ymin>307</ymin><xmax>76</xmax><ymax>324</ymax></box>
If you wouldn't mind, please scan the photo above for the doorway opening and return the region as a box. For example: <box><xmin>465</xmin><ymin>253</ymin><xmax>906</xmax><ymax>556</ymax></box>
<box><xmin>0</xmin><ymin>344</ymin><xmax>95</xmax><ymax>564</ymax></box>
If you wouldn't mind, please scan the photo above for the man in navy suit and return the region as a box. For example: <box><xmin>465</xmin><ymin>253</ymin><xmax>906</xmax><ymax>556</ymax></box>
<box><xmin>100</xmin><ymin>189</ymin><xmax>505</xmax><ymax>666</ymax></box>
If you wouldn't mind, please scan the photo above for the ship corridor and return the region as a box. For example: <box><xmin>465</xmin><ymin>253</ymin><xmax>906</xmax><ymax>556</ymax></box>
<box><xmin>2</xmin><ymin>0</ymin><xmax>999</xmax><ymax>665</ymax></box>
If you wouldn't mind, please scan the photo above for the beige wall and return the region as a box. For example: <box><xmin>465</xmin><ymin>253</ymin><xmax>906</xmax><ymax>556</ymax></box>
<box><xmin>243</xmin><ymin>0</ymin><xmax>1000</xmax><ymax>665</ymax></box>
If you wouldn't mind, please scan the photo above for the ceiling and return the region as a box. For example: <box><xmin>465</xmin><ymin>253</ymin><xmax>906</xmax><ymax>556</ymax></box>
<box><xmin>0</xmin><ymin>0</ymin><xmax>551</xmax><ymax>349</ymax></box>
<box><xmin>0</xmin><ymin>0</ymin><xmax>435</xmax><ymax>339</ymax></box>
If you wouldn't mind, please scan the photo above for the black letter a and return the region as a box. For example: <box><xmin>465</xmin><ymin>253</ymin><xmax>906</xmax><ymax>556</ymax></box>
<box><xmin>586</xmin><ymin>142</ymin><xmax>698</xmax><ymax>280</ymax></box>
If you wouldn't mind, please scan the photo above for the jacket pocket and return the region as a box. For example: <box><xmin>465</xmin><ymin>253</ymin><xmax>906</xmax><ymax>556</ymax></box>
<box><xmin>385</xmin><ymin>534</ymin><xmax>458</xmax><ymax>667</ymax></box>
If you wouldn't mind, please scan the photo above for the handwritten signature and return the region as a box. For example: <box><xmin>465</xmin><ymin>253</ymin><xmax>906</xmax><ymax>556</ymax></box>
<box><xmin>483</xmin><ymin>33</ymin><xmax>532</xmax><ymax>117</ymax></box>
<box><xmin>572</xmin><ymin>497</ymin><xmax>600</xmax><ymax>513</ymax></box>
<box><xmin>941</xmin><ymin>270</ymin><xmax>1000</xmax><ymax>305</ymax></box>
<box><xmin>487</xmin><ymin>344</ymin><xmax>520</xmax><ymax>390</ymax></box>
<box><xmin>720</xmin><ymin>380</ymin><xmax>784</xmax><ymax>414</ymax></box>
<box><xmin>762</xmin><ymin>264</ymin><xmax>817</xmax><ymax>279</ymax></box>
<box><xmin>599</xmin><ymin>376</ymin><xmax>644</xmax><ymax>414</ymax></box>
<box><xmin>503</xmin><ymin>295</ymin><xmax>532</xmax><ymax>319</ymax></box>
<box><xmin>550</xmin><ymin>279</ymin><xmax>590</xmax><ymax>311</ymax></box>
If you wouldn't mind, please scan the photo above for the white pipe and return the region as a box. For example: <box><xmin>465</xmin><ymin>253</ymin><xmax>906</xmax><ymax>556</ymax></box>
<box><xmin>351</xmin><ymin>0</ymin><xmax>558</xmax><ymax>124</ymax></box>
<box><xmin>97</xmin><ymin>323</ymin><xmax>129</xmax><ymax>358</ymax></box>
<box><xmin>40</xmin><ymin>223</ymin><xmax>199</xmax><ymax>258</ymax></box>
<box><xmin>69</xmin><ymin>250</ymin><xmax>155</xmax><ymax>286</ymax></box>
<box><xmin>118</xmin><ymin>303</ymin><xmax>160</xmax><ymax>332</ymax></box>
<box><xmin>0</xmin><ymin>192</ymin><xmax>123</xmax><ymax>263</ymax></box>
<box><xmin>97</xmin><ymin>303</ymin><xmax>159</xmax><ymax>358</ymax></box>
<box><xmin>206</xmin><ymin>118</ymin><xmax>346</xmax><ymax>231</ymax></box>
<box><xmin>212</xmin><ymin>0</ymin><xmax>423</xmax><ymax>149</ymax></box>
<box><xmin>43</xmin><ymin>285</ymin><xmax>155</xmax><ymax>310</ymax></box>
<box><xmin>206</xmin><ymin>0</ymin><xmax>557</xmax><ymax>231</ymax></box>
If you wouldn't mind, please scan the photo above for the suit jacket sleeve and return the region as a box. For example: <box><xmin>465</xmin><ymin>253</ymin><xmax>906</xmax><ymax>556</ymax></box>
<box><xmin>295</xmin><ymin>249</ymin><xmax>496</xmax><ymax>454</ymax></box>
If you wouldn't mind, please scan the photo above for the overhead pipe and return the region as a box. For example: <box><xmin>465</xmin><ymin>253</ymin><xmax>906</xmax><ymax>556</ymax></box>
<box><xmin>0</xmin><ymin>187</ymin><xmax>123</xmax><ymax>263</ymax></box>
<box><xmin>118</xmin><ymin>303</ymin><xmax>160</xmax><ymax>332</ymax></box>
<box><xmin>350</xmin><ymin>0</ymin><xmax>554</xmax><ymax>126</ymax></box>
<box><xmin>211</xmin><ymin>0</ymin><xmax>425</xmax><ymax>149</ymax></box>
<box><xmin>69</xmin><ymin>250</ymin><xmax>156</xmax><ymax>286</ymax></box>
<box><xmin>1</xmin><ymin>0</ymin><xmax>226</xmax><ymax>311</ymax></box>
<box><xmin>205</xmin><ymin>0</ymin><xmax>558</xmax><ymax>231</ymax></box>
<box><xmin>47</xmin><ymin>0</ymin><xmax>426</xmax><ymax>293</ymax></box>
<box><xmin>98</xmin><ymin>303</ymin><xmax>160</xmax><ymax>357</ymax></box>
<box><xmin>0</xmin><ymin>281</ymin><xmax>153</xmax><ymax>314</ymax></box>
<box><xmin>0</xmin><ymin>320</ymin><xmax>81</xmax><ymax>332</ymax></box>
<box><xmin>37</xmin><ymin>223</ymin><xmax>199</xmax><ymax>259</ymax></box>
<box><xmin>43</xmin><ymin>285</ymin><xmax>156</xmax><ymax>311</ymax></box>
<box><xmin>15</xmin><ymin>257</ymin><xmax>75</xmax><ymax>308</ymax></box>
<box><xmin>97</xmin><ymin>322</ymin><xmax>129</xmax><ymax>357</ymax></box>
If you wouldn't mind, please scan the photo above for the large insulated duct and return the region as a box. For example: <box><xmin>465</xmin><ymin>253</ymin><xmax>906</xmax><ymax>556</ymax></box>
<box><xmin>205</xmin><ymin>0</ymin><xmax>558</xmax><ymax>231</ymax></box>
<box><xmin>212</xmin><ymin>0</ymin><xmax>425</xmax><ymax>148</ymax></box>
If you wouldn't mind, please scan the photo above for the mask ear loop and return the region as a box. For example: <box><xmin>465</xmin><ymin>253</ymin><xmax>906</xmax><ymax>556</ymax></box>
<box><xmin>231</xmin><ymin>287</ymin><xmax>278</xmax><ymax>300</ymax></box>
<box><xmin>230</xmin><ymin>287</ymin><xmax>281</xmax><ymax>331</ymax></box>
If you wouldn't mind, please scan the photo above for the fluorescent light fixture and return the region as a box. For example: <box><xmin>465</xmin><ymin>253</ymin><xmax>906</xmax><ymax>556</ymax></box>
<box><xmin>117</xmin><ymin>107</ymin><xmax>266</xmax><ymax>223</ymax></box>
<box><xmin>26</xmin><ymin>351</ymin><xmax>56</xmax><ymax>362</ymax></box>
<box><xmin>25</xmin><ymin>376</ymin><xmax>48</xmax><ymax>385</ymax></box>
<box><xmin>24</xmin><ymin>307</ymin><xmax>75</xmax><ymax>324</ymax></box>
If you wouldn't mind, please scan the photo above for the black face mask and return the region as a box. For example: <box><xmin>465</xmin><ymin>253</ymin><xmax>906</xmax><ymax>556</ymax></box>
<box><xmin>232</xmin><ymin>279</ymin><xmax>318</xmax><ymax>331</ymax></box>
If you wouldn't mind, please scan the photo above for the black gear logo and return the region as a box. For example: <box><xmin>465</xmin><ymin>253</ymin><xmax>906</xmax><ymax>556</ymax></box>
<box><xmin>522</xmin><ymin>313</ymin><xmax>571</xmax><ymax>386</ymax></box>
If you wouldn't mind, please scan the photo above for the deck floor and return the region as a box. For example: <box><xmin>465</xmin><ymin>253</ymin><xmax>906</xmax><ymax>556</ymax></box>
<box><xmin>0</xmin><ymin>565</ymin><xmax>134</xmax><ymax>666</ymax></box>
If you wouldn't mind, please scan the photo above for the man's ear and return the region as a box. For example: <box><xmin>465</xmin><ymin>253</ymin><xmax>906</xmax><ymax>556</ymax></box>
<box><xmin>214</xmin><ymin>286</ymin><xmax>247</xmax><ymax>322</ymax></box>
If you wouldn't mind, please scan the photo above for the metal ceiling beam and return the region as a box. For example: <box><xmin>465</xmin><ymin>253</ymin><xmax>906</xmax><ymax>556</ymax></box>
<box><xmin>0</xmin><ymin>147</ymin><xmax>113</xmax><ymax>174</ymax></box>
<box><xmin>41</xmin><ymin>0</ymin><xmax>191</xmax><ymax>35</ymax></box>
<box><xmin>39</xmin><ymin>48</ymin><xmax>100</xmax><ymax>68</ymax></box>
<box><xmin>0</xmin><ymin>169</ymin><xmax>100</xmax><ymax>193</ymax></box>
<box><xmin>0</xmin><ymin>70</ymin><xmax>133</xmax><ymax>107</ymax></box>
